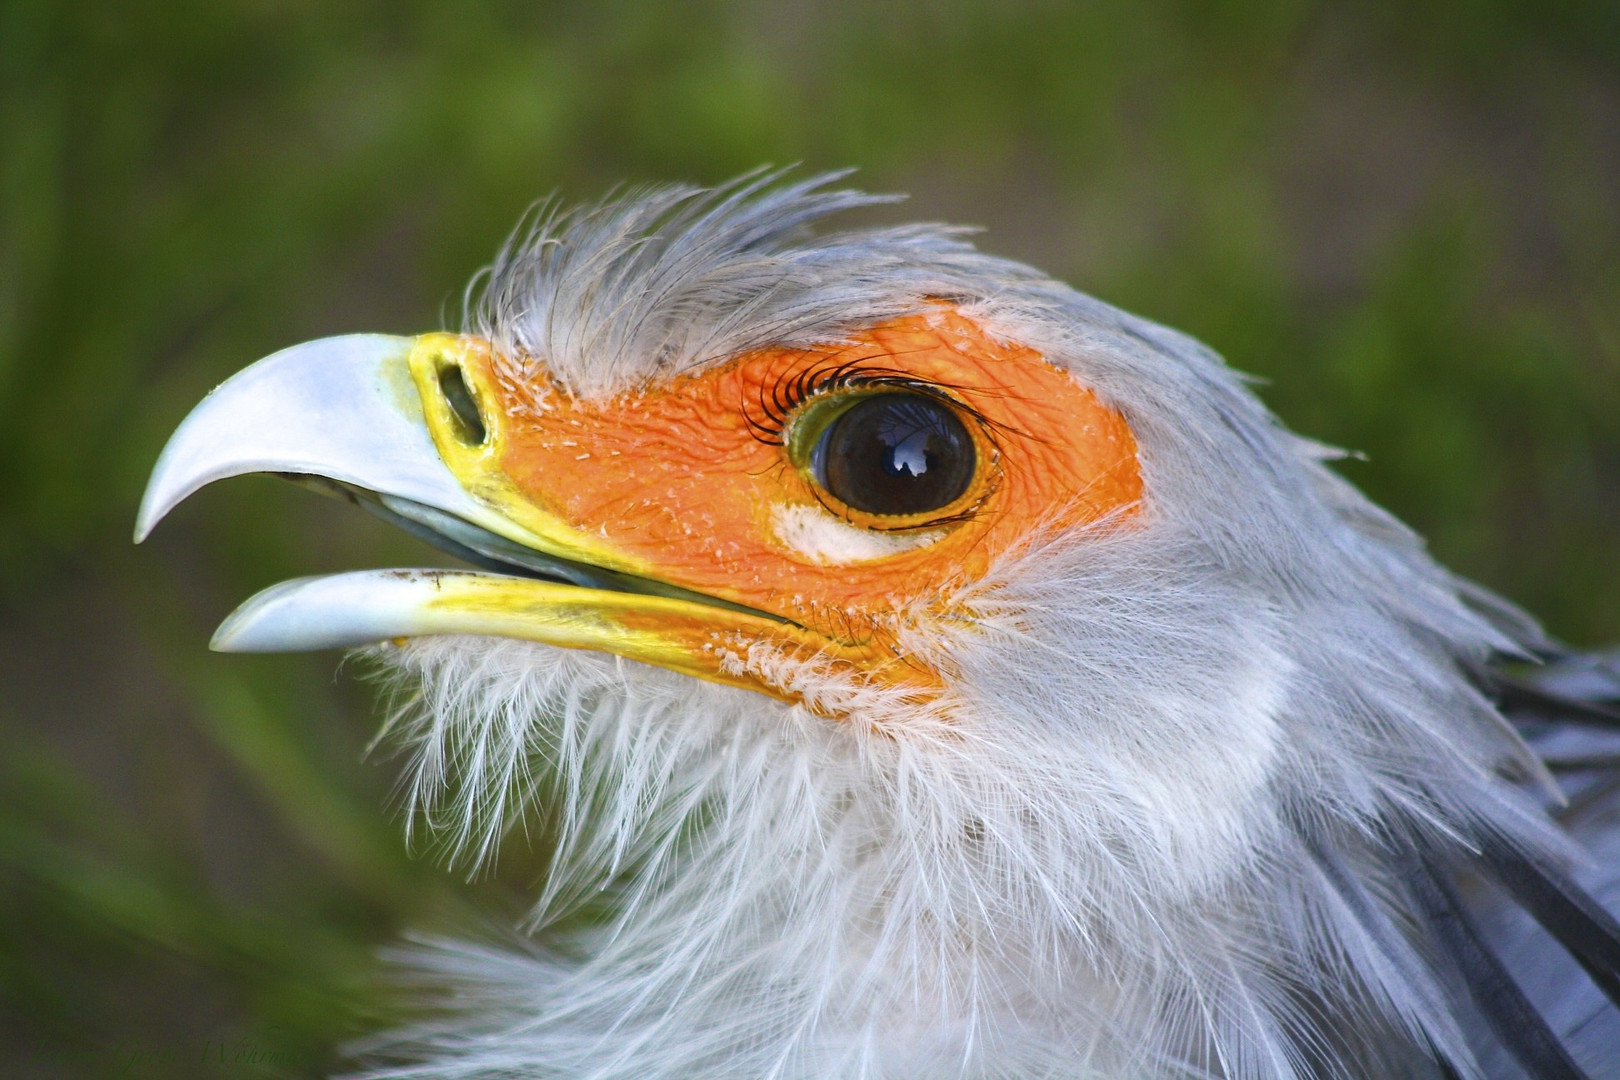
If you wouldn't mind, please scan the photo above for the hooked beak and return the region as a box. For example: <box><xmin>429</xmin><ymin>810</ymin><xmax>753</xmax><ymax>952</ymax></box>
<box><xmin>136</xmin><ymin>334</ymin><xmax>814</xmax><ymax>698</ymax></box>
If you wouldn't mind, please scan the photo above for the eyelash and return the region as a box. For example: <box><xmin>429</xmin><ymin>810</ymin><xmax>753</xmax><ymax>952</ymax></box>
<box><xmin>743</xmin><ymin>355</ymin><xmax>994</xmax><ymax>447</ymax></box>
<box><xmin>744</xmin><ymin>355</ymin><xmax>896</xmax><ymax>446</ymax></box>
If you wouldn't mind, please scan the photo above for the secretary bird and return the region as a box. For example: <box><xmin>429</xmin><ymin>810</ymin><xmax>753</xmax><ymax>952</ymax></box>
<box><xmin>137</xmin><ymin>172</ymin><xmax>1620</xmax><ymax>1080</ymax></box>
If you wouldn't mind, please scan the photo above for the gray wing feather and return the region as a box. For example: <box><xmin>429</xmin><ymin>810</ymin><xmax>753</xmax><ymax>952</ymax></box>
<box><xmin>1466</xmin><ymin>651</ymin><xmax>1620</xmax><ymax>1079</ymax></box>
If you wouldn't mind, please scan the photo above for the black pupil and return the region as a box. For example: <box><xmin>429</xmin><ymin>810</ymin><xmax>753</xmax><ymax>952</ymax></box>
<box><xmin>814</xmin><ymin>393</ymin><xmax>975</xmax><ymax>516</ymax></box>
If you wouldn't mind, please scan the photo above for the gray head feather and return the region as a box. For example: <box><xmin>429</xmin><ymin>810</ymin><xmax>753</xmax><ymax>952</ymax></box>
<box><xmin>354</xmin><ymin>173</ymin><xmax>1609</xmax><ymax>1080</ymax></box>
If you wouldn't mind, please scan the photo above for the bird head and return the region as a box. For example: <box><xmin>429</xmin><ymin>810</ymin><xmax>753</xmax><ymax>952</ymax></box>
<box><xmin>137</xmin><ymin>174</ymin><xmax>1578</xmax><ymax>1079</ymax></box>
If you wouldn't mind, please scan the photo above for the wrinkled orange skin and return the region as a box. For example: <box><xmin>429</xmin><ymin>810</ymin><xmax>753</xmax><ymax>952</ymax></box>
<box><xmin>480</xmin><ymin>308</ymin><xmax>1140</xmax><ymax>656</ymax></box>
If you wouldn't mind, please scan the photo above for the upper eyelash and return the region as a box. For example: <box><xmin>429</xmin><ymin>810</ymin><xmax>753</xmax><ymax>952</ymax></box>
<box><xmin>743</xmin><ymin>354</ymin><xmax>1002</xmax><ymax>447</ymax></box>
<box><xmin>743</xmin><ymin>354</ymin><xmax>893</xmax><ymax>446</ymax></box>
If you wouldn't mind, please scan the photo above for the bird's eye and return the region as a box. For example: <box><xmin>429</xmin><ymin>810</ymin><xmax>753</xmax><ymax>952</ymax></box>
<box><xmin>807</xmin><ymin>392</ymin><xmax>976</xmax><ymax>518</ymax></box>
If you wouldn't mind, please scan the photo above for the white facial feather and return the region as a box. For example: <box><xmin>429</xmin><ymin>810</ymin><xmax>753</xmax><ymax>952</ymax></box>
<box><xmin>769</xmin><ymin>503</ymin><xmax>946</xmax><ymax>564</ymax></box>
<box><xmin>355</xmin><ymin>174</ymin><xmax>1564</xmax><ymax>1080</ymax></box>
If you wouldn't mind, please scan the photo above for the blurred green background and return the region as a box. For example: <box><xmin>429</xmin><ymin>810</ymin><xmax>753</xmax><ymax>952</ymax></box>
<box><xmin>2</xmin><ymin>0</ymin><xmax>1617</xmax><ymax>1075</ymax></box>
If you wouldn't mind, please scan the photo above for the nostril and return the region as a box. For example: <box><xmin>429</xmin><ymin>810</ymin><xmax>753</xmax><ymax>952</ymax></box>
<box><xmin>438</xmin><ymin>363</ymin><xmax>487</xmax><ymax>446</ymax></box>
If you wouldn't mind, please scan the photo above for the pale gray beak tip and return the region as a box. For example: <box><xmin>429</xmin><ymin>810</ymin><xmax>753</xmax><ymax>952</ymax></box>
<box><xmin>210</xmin><ymin>576</ymin><xmax>318</xmax><ymax>652</ymax></box>
<box><xmin>133</xmin><ymin>484</ymin><xmax>174</xmax><ymax>544</ymax></box>
<box><xmin>132</xmin><ymin>333</ymin><xmax>445</xmax><ymax>549</ymax></box>
<box><xmin>208</xmin><ymin>569</ymin><xmax>459</xmax><ymax>653</ymax></box>
<box><xmin>134</xmin><ymin>432</ymin><xmax>202</xmax><ymax>543</ymax></box>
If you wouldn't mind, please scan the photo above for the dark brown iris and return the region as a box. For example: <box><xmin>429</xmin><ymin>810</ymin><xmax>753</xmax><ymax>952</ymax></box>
<box><xmin>812</xmin><ymin>393</ymin><xmax>975</xmax><ymax>517</ymax></box>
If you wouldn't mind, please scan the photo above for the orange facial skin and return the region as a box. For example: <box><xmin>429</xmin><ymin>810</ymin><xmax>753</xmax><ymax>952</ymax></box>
<box><xmin>468</xmin><ymin>307</ymin><xmax>1141</xmax><ymax>682</ymax></box>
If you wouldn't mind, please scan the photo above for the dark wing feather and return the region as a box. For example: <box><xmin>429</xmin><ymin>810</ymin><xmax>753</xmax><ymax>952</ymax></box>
<box><xmin>1475</xmin><ymin>831</ymin><xmax>1620</xmax><ymax>1009</ymax></box>
<box><xmin>1395</xmin><ymin>836</ymin><xmax>1597</xmax><ymax>1080</ymax></box>
<box><xmin>1443</xmin><ymin>648</ymin><xmax>1620</xmax><ymax>1078</ymax></box>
